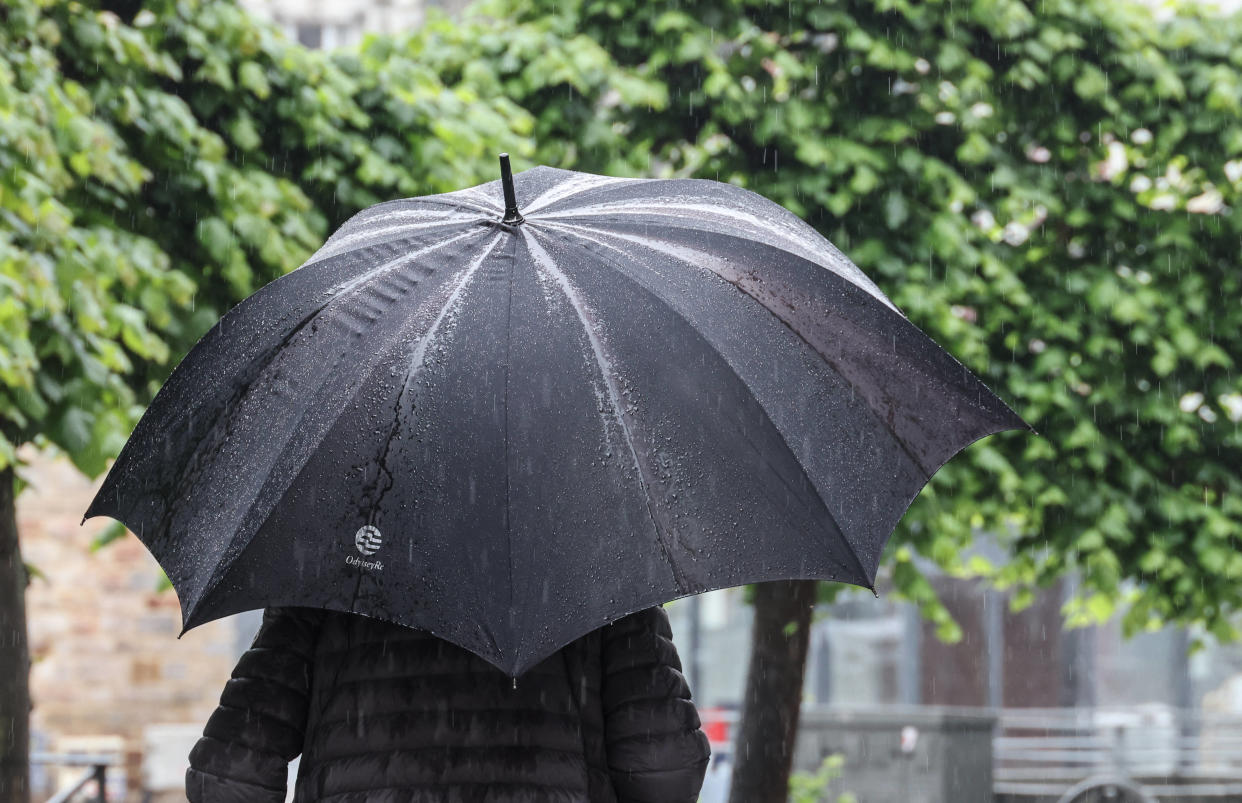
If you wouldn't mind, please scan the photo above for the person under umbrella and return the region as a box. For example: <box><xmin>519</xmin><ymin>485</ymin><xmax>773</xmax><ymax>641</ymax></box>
<box><xmin>84</xmin><ymin>156</ymin><xmax>1027</xmax><ymax>674</ymax></box>
<box><xmin>186</xmin><ymin>605</ymin><xmax>708</xmax><ymax>803</ymax></box>
<box><xmin>87</xmin><ymin>155</ymin><xmax>1028</xmax><ymax>800</ymax></box>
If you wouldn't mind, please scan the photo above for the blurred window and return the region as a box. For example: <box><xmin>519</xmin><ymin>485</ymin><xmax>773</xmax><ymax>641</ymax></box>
<box><xmin>296</xmin><ymin>22</ymin><xmax>322</xmax><ymax>48</ymax></box>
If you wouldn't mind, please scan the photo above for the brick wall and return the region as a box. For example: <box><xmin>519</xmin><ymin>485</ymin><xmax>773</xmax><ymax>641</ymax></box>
<box><xmin>18</xmin><ymin>449</ymin><xmax>239</xmax><ymax>802</ymax></box>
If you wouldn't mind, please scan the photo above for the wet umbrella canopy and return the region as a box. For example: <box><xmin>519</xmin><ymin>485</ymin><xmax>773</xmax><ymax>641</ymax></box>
<box><xmin>85</xmin><ymin>155</ymin><xmax>1029</xmax><ymax>676</ymax></box>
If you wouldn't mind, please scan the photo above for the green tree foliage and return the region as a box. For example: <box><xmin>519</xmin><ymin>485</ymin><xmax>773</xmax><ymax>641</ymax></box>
<box><xmin>367</xmin><ymin>4</ymin><xmax>669</xmax><ymax>177</ymax></box>
<box><xmin>5</xmin><ymin>0</ymin><xmax>1242</xmax><ymax>797</ymax></box>
<box><xmin>0</xmin><ymin>0</ymin><xmax>543</xmax><ymax>477</ymax></box>
<box><xmin>480</xmin><ymin>0</ymin><xmax>1242</xmax><ymax>643</ymax></box>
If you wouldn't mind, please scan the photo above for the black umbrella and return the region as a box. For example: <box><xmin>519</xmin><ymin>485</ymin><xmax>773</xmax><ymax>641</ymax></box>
<box><xmin>85</xmin><ymin>155</ymin><xmax>1029</xmax><ymax>675</ymax></box>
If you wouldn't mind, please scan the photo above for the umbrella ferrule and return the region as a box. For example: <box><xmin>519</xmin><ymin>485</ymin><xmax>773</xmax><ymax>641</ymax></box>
<box><xmin>500</xmin><ymin>153</ymin><xmax>525</xmax><ymax>225</ymax></box>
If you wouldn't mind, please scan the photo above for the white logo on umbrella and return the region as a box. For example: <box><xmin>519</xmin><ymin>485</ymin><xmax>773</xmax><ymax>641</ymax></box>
<box><xmin>355</xmin><ymin>525</ymin><xmax>382</xmax><ymax>556</ymax></box>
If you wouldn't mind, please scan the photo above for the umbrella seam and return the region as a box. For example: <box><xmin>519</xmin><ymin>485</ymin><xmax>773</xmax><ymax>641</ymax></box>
<box><xmin>305</xmin><ymin>219</ymin><xmax>484</xmax><ymax>268</ymax></box>
<box><xmin>560</xmin><ymin>216</ymin><xmax>1024</xmax><ymax>572</ymax></box>
<box><xmin>326</xmin><ymin>196</ymin><xmax>499</xmax><ymax>236</ymax></box>
<box><xmin>540</xmin><ymin>218</ymin><xmax>939</xmax><ymax>484</ymax></box>
<box><xmin>520</xmin><ymin>171</ymin><xmax>650</xmax><ymax>216</ymax></box>
<box><xmin>595</xmin><ymin>219</ymin><xmax>1032</xmax><ymax>466</ymax></box>
<box><xmin>93</xmin><ymin>225</ymin><xmax>481</xmax><ymax>539</ymax></box>
<box><xmin>304</xmin><ymin>196</ymin><xmax>500</xmax><ymax>267</ymax></box>
<box><xmin>518</xmin><ymin>230</ymin><xmax>695</xmax><ymax>597</ymax></box>
<box><xmin>184</xmin><ymin>232</ymin><xmax>506</xmax><ymax>624</ymax></box>
<box><xmin>359</xmin><ymin>233</ymin><xmax>489</xmax><ymax>517</ymax></box>
<box><xmin>180</xmin><ymin>228</ymin><xmax>477</xmax><ymax>614</ymax></box>
<box><xmin>503</xmin><ymin>230</ymin><xmax>518</xmax><ymax>662</ymax></box>
<box><xmin>535</xmin><ymin>184</ymin><xmax>895</xmax><ymax>312</ymax></box>
<box><xmin>532</xmin><ymin>223</ymin><xmax>876</xmax><ymax>590</ymax></box>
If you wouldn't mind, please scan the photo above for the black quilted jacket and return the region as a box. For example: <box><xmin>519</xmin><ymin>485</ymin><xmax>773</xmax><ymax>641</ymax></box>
<box><xmin>185</xmin><ymin>605</ymin><xmax>710</xmax><ymax>803</ymax></box>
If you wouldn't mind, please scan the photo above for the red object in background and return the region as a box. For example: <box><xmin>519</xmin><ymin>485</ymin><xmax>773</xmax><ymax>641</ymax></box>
<box><xmin>701</xmin><ymin>707</ymin><xmax>732</xmax><ymax>745</ymax></box>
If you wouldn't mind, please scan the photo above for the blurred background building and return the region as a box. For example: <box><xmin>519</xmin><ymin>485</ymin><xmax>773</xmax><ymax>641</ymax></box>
<box><xmin>239</xmin><ymin>0</ymin><xmax>471</xmax><ymax>49</ymax></box>
<box><xmin>667</xmin><ymin>577</ymin><xmax>1242</xmax><ymax>801</ymax></box>
<box><xmin>664</xmin><ymin>572</ymin><xmax>1242</xmax><ymax>715</ymax></box>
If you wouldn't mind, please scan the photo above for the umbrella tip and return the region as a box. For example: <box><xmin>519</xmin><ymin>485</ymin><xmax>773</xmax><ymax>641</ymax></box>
<box><xmin>499</xmin><ymin>153</ymin><xmax>524</xmax><ymax>225</ymax></box>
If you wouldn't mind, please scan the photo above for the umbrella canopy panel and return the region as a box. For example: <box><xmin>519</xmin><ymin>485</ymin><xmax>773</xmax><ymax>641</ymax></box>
<box><xmin>86</xmin><ymin>165</ymin><xmax>1027</xmax><ymax>675</ymax></box>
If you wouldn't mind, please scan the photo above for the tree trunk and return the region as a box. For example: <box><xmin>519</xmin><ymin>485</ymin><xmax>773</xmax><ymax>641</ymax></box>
<box><xmin>0</xmin><ymin>466</ymin><xmax>30</xmax><ymax>803</ymax></box>
<box><xmin>728</xmin><ymin>579</ymin><xmax>818</xmax><ymax>803</ymax></box>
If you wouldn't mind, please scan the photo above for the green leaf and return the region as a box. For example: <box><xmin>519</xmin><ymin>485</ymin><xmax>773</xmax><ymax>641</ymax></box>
<box><xmin>90</xmin><ymin>521</ymin><xmax>129</xmax><ymax>552</ymax></box>
<box><xmin>237</xmin><ymin>61</ymin><xmax>271</xmax><ymax>99</ymax></box>
<box><xmin>884</xmin><ymin>191</ymin><xmax>910</xmax><ymax>229</ymax></box>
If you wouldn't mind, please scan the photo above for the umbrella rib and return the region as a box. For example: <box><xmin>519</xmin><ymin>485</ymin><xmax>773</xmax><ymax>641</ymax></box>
<box><xmin>540</xmin><ymin>218</ymin><xmax>936</xmax><ymax>485</ymax></box>
<box><xmin>145</xmin><ymin>225</ymin><xmax>482</xmax><ymax>539</ymax></box>
<box><xmin>118</xmin><ymin>225</ymin><xmax>474</xmax><ymax>568</ymax></box>
<box><xmin>321</xmin><ymin>227</ymin><xmax>481</xmax><ymax>303</ymax></box>
<box><xmin>305</xmin><ymin>218</ymin><xmax>482</xmax><ymax>267</ymax></box>
<box><xmin>321</xmin><ymin>197</ymin><xmax>499</xmax><ymax>251</ymax></box>
<box><xmin>530</xmin><ymin>223</ymin><xmax>875</xmax><ymax>590</ymax></box>
<box><xmin>539</xmin><ymin>204</ymin><xmax>895</xmax><ymax>312</ymax></box>
<box><xmin>503</xmin><ymin>232</ymin><xmax>518</xmax><ymax>647</ymax></box>
<box><xmin>363</xmin><ymin>231</ymin><xmax>507</xmax><ymax>516</ymax></box>
<box><xmin>362</xmin><ymin>231</ymin><xmax>507</xmax><ymax>657</ymax></box>
<box><xmin>183</xmin><ymin>231</ymin><xmax>503</xmax><ymax>619</ymax></box>
<box><xmin>519</xmin><ymin>230</ymin><xmax>694</xmax><ymax>595</ymax></box>
<box><xmin>363</xmin><ymin>195</ymin><xmax>499</xmax><ymax>218</ymax></box>
<box><xmin>301</xmin><ymin>192</ymin><xmax>502</xmax><ymax>267</ymax></box>
<box><xmin>520</xmin><ymin>173</ymin><xmax>647</xmax><ymax>215</ymax></box>
<box><xmin>449</xmin><ymin>186</ymin><xmax>508</xmax><ymax>215</ymax></box>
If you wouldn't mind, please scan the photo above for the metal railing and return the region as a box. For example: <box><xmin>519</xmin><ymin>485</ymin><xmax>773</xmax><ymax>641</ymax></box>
<box><xmin>31</xmin><ymin>752</ymin><xmax>115</xmax><ymax>803</ymax></box>
<box><xmin>995</xmin><ymin>707</ymin><xmax>1242</xmax><ymax>799</ymax></box>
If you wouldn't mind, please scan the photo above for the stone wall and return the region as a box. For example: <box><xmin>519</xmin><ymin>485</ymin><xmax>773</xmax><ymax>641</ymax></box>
<box><xmin>18</xmin><ymin>450</ymin><xmax>238</xmax><ymax>802</ymax></box>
